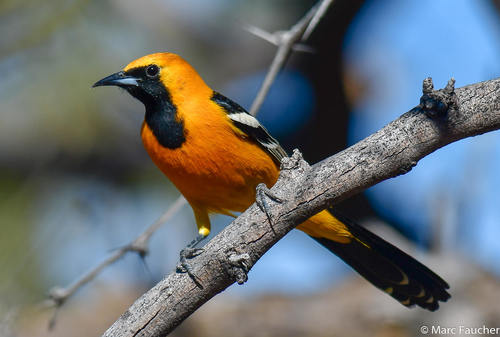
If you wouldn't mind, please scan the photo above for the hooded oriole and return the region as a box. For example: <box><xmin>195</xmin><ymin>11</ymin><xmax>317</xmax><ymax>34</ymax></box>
<box><xmin>93</xmin><ymin>52</ymin><xmax>450</xmax><ymax>311</ymax></box>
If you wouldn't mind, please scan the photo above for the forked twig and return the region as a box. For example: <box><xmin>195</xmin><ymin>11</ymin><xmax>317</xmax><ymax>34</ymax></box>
<box><xmin>248</xmin><ymin>0</ymin><xmax>334</xmax><ymax>116</ymax></box>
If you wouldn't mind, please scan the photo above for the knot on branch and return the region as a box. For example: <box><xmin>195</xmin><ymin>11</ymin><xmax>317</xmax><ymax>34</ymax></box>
<box><xmin>226</xmin><ymin>251</ymin><xmax>251</xmax><ymax>285</ymax></box>
<box><xmin>397</xmin><ymin>160</ymin><xmax>418</xmax><ymax>176</ymax></box>
<box><xmin>420</xmin><ymin>77</ymin><xmax>458</xmax><ymax>118</ymax></box>
<box><xmin>280</xmin><ymin>149</ymin><xmax>309</xmax><ymax>176</ymax></box>
<box><xmin>48</xmin><ymin>286</ymin><xmax>68</xmax><ymax>307</ymax></box>
<box><xmin>128</xmin><ymin>237</ymin><xmax>149</xmax><ymax>258</ymax></box>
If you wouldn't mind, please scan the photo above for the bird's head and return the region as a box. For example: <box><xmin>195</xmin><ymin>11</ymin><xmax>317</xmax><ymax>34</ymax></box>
<box><xmin>93</xmin><ymin>52</ymin><xmax>208</xmax><ymax>107</ymax></box>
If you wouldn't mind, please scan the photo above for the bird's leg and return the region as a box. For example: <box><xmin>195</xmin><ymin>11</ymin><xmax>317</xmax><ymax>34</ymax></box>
<box><xmin>176</xmin><ymin>233</ymin><xmax>207</xmax><ymax>288</ymax></box>
<box><xmin>255</xmin><ymin>183</ymin><xmax>284</xmax><ymax>234</ymax></box>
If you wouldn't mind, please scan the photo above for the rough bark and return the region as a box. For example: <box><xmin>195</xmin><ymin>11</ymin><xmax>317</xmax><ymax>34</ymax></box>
<box><xmin>102</xmin><ymin>77</ymin><xmax>500</xmax><ymax>337</ymax></box>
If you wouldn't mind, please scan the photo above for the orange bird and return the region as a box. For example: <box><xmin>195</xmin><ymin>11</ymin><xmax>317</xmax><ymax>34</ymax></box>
<box><xmin>94</xmin><ymin>52</ymin><xmax>450</xmax><ymax>310</ymax></box>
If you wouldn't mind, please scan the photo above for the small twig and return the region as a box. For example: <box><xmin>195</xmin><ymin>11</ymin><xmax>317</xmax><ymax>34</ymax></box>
<box><xmin>302</xmin><ymin>0</ymin><xmax>334</xmax><ymax>40</ymax></box>
<box><xmin>45</xmin><ymin>196</ymin><xmax>187</xmax><ymax>313</ymax></box>
<box><xmin>244</xmin><ymin>24</ymin><xmax>315</xmax><ymax>53</ymax></box>
<box><xmin>244</xmin><ymin>24</ymin><xmax>277</xmax><ymax>46</ymax></box>
<box><xmin>248</xmin><ymin>0</ymin><xmax>334</xmax><ymax>116</ymax></box>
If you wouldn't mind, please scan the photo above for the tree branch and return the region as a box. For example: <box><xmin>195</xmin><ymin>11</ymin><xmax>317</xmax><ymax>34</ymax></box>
<box><xmin>102</xmin><ymin>77</ymin><xmax>500</xmax><ymax>337</ymax></box>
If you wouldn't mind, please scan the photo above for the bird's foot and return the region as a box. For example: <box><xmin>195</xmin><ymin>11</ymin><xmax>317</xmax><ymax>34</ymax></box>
<box><xmin>176</xmin><ymin>234</ymin><xmax>206</xmax><ymax>288</ymax></box>
<box><xmin>255</xmin><ymin>183</ymin><xmax>284</xmax><ymax>234</ymax></box>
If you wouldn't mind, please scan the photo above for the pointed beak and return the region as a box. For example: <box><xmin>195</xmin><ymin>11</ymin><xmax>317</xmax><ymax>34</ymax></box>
<box><xmin>92</xmin><ymin>71</ymin><xmax>140</xmax><ymax>88</ymax></box>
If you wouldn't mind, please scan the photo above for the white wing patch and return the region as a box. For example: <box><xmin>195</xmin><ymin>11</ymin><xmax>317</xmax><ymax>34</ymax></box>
<box><xmin>227</xmin><ymin>112</ymin><xmax>278</xmax><ymax>148</ymax></box>
<box><xmin>260</xmin><ymin>139</ymin><xmax>279</xmax><ymax>149</ymax></box>
<box><xmin>211</xmin><ymin>91</ymin><xmax>288</xmax><ymax>163</ymax></box>
<box><xmin>228</xmin><ymin>113</ymin><xmax>260</xmax><ymax>128</ymax></box>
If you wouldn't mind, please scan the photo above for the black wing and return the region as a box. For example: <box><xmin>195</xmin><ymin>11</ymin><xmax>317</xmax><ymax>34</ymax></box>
<box><xmin>211</xmin><ymin>91</ymin><xmax>288</xmax><ymax>164</ymax></box>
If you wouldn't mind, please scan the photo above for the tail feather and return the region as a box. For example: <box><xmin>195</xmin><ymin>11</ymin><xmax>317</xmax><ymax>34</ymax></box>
<box><xmin>312</xmin><ymin>214</ymin><xmax>450</xmax><ymax>311</ymax></box>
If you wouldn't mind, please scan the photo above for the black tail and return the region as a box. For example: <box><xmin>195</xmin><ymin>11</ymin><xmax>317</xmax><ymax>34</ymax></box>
<box><xmin>312</xmin><ymin>214</ymin><xmax>450</xmax><ymax>311</ymax></box>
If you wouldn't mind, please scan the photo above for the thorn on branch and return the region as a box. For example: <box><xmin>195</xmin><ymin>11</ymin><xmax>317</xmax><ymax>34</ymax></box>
<box><xmin>244</xmin><ymin>25</ymin><xmax>316</xmax><ymax>54</ymax></box>
<box><xmin>48</xmin><ymin>307</ymin><xmax>60</xmax><ymax>331</ymax></box>
<box><xmin>46</xmin><ymin>287</ymin><xmax>68</xmax><ymax>330</ymax></box>
<box><xmin>419</xmin><ymin>77</ymin><xmax>458</xmax><ymax>118</ymax></box>
<box><xmin>292</xmin><ymin>43</ymin><xmax>316</xmax><ymax>54</ymax></box>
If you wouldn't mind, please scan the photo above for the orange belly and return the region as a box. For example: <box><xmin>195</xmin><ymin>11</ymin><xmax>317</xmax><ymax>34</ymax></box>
<box><xmin>141</xmin><ymin>121</ymin><xmax>279</xmax><ymax>214</ymax></box>
<box><xmin>141</xmin><ymin>116</ymin><xmax>351</xmax><ymax>244</ymax></box>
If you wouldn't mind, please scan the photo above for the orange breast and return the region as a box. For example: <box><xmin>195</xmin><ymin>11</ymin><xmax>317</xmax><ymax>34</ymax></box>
<box><xmin>141</xmin><ymin>100</ymin><xmax>279</xmax><ymax>214</ymax></box>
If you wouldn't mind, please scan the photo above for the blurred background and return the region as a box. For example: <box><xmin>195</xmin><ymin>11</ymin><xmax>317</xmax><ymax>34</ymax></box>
<box><xmin>1</xmin><ymin>0</ymin><xmax>500</xmax><ymax>336</ymax></box>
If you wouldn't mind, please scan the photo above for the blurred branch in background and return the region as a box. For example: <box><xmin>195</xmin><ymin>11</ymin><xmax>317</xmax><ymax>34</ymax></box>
<box><xmin>44</xmin><ymin>196</ymin><xmax>186</xmax><ymax>330</ymax></box>
<box><xmin>248</xmin><ymin>0</ymin><xmax>334</xmax><ymax>115</ymax></box>
<box><xmin>302</xmin><ymin>0</ymin><xmax>334</xmax><ymax>40</ymax></box>
<box><xmin>43</xmin><ymin>0</ymin><xmax>334</xmax><ymax>327</ymax></box>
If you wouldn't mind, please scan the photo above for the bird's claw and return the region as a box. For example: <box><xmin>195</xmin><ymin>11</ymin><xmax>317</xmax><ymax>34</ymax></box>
<box><xmin>176</xmin><ymin>233</ymin><xmax>207</xmax><ymax>288</ymax></box>
<box><xmin>177</xmin><ymin>247</ymin><xmax>205</xmax><ymax>288</ymax></box>
<box><xmin>255</xmin><ymin>183</ymin><xmax>284</xmax><ymax>234</ymax></box>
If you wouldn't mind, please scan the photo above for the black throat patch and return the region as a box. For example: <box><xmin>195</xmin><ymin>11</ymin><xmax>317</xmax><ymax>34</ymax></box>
<box><xmin>144</xmin><ymin>93</ymin><xmax>185</xmax><ymax>149</ymax></box>
<box><xmin>124</xmin><ymin>66</ymin><xmax>186</xmax><ymax>149</ymax></box>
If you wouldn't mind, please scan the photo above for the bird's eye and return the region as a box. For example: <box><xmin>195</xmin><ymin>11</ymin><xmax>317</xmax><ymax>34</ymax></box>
<box><xmin>146</xmin><ymin>65</ymin><xmax>160</xmax><ymax>78</ymax></box>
